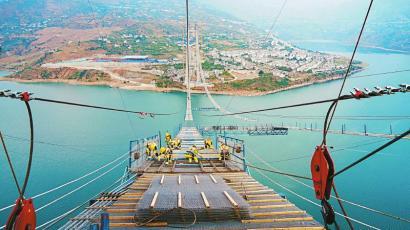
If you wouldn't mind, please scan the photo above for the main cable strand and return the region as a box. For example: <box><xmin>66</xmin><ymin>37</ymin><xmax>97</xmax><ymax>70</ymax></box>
<box><xmin>0</xmin><ymin>131</ymin><xmax>23</xmax><ymax>196</ymax></box>
<box><xmin>33</xmin><ymin>97</ymin><xmax>176</xmax><ymax>116</ymax></box>
<box><xmin>21</xmin><ymin>101</ymin><xmax>34</xmax><ymax>196</ymax></box>
<box><xmin>324</xmin><ymin>0</ymin><xmax>374</xmax><ymax>137</ymax></box>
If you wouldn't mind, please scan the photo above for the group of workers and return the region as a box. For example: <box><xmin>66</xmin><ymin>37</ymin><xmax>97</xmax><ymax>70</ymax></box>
<box><xmin>145</xmin><ymin>131</ymin><xmax>231</xmax><ymax>164</ymax></box>
<box><xmin>145</xmin><ymin>131</ymin><xmax>182</xmax><ymax>165</ymax></box>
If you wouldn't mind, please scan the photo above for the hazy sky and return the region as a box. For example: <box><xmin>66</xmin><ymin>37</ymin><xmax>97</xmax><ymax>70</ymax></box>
<box><xmin>205</xmin><ymin>0</ymin><xmax>410</xmax><ymax>28</ymax></box>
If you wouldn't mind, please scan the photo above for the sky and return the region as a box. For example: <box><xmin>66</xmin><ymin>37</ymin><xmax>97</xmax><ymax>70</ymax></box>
<box><xmin>205</xmin><ymin>0</ymin><xmax>410</xmax><ymax>27</ymax></box>
<box><xmin>203</xmin><ymin>0</ymin><xmax>410</xmax><ymax>51</ymax></box>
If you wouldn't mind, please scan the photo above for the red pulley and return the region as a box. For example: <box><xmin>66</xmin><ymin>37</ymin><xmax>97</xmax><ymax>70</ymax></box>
<box><xmin>353</xmin><ymin>90</ymin><xmax>364</xmax><ymax>98</ymax></box>
<box><xmin>19</xmin><ymin>92</ymin><xmax>31</xmax><ymax>102</ymax></box>
<box><xmin>6</xmin><ymin>198</ymin><xmax>36</xmax><ymax>230</ymax></box>
<box><xmin>310</xmin><ymin>145</ymin><xmax>334</xmax><ymax>200</ymax></box>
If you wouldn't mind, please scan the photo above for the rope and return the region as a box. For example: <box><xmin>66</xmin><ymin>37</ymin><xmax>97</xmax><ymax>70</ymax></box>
<box><xmin>204</xmin><ymin>85</ymin><xmax>408</xmax><ymax>119</ymax></box>
<box><xmin>248</xmin><ymin>147</ymin><xmax>410</xmax><ymax>224</ymax></box>
<box><xmin>253</xmin><ymin>169</ymin><xmax>381</xmax><ymax>230</ymax></box>
<box><xmin>291</xmin><ymin>175</ymin><xmax>410</xmax><ymax>224</ymax></box>
<box><xmin>33</xmin><ymin>97</ymin><xmax>175</xmax><ymax>116</ymax></box>
<box><xmin>0</xmin><ymin>151</ymin><xmax>129</xmax><ymax>212</ymax></box>
<box><xmin>332</xmin><ymin>183</ymin><xmax>354</xmax><ymax>229</ymax></box>
<box><xmin>256</xmin><ymin>114</ymin><xmax>410</xmax><ymax>121</ymax></box>
<box><xmin>229</xmin><ymin>155</ymin><xmax>311</xmax><ymax>180</ymax></box>
<box><xmin>324</xmin><ymin>0</ymin><xmax>374</xmax><ymax>138</ymax></box>
<box><xmin>0</xmin><ymin>131</ymin><xmax>23</xmax><ymax>196</ymax></box>
<box><xmin>351</xmin><ymin>69</ymin><xmax>410</xmax><ymax>79</ymax></box>
<box><xmin>324</xmin><ymin>8</ymin><xmax>380</xmax><ymax>223</ymax></box>
<box><xmin>3</xmin><ymin>133</ymin><xmax>123</xmax><ymax>148</ymax></box>
<box><xmin>264</xmin><ymin>0</ymin><xmax>287</xmax><ymax>41</ymax></box>
<box><xmin>285</xmin><ymin>170</ymin><xmax>410</xmax><ymax>224</ymax></box>
<box><xmin>333</xmin><ymin>129</ymin><xmax>410</xmax><ymax>178</ymax></box>
<box><xmin>86</xmin><ymin>0</ymin><xmax>105</xmax><ymax>39</ymax></box>
<box><xmin>2</xmin><ymin>134</ymin><xmax>118</xmax><ymax>157</ymax></box>
<box><xmin>185</xmin><ymin>0</ymin><xmax>190</xmax><ymax>92</ymax></box>
<box><xmin>1</xmin><ymin>100</ymin><xmax>35</xmax><ymax>230</ymax></box>
<box><xmin>207</xmin><ymin>96</ymin><xmax>348</xmax><ymax>117</ymax></box>
<box><xmin>21</xmin><ymin>101</ymin><xmax>34</xmax><ymax>196</ymax></box>
<box><xmin>260</xmin><ymin>138</ymin><xmax>385</xmax><ymax>164</ymax></box>
<box><xmin>114</xmin><ymin>88</ymin><xmax>138</xmax><ymax>137</ymax></box>
<box><xmin>38</xmin><ymin>173</ymin><xmax>137</xmax><ymax>229</ymax></box>
<box><xmin>36</xmin><ymin>158</ymin><xmax>127</xmax><ymax>212</ymax></box>
<box><xmin>199</xmin><ymin>63</ymin><xmax>256</xmax><ymax>122</ymax></box>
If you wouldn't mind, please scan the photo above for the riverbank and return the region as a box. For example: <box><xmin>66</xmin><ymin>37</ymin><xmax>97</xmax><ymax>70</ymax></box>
<box><xmin>0</xmin><ymin>69</ymin><xmax>363</xmax><ymax>97</ymax></box>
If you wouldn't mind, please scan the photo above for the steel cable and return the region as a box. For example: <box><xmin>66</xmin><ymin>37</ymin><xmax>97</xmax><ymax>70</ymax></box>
<box><xmin>33</xmin><ymin>97</ymin><xmax>176</xmax><ymax>116</ymax></box>
<box><xmin>0</xmin><ymin>151</ymin><xmax>129</xmax><ymax>212</ymax></box>
<box><xmin>253</xmin><ymin>168</ymin><xmax>381</xmax><ymax>230</ymax></box>
<box><xmin>35</xmin><ymin>158</ymin><xmax>127</xmax><ymax>212</ymax></box>
<box><xmin>247</xmin><ymin>147</ymin><xmax>410</xmax><ymax>224</ymax></box>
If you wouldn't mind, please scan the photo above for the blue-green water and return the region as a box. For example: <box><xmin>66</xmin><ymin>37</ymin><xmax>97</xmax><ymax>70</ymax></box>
<box><xmin>0</xmin><ymin>53</ymin><xmax>409</xmax><ymax>229</ymax></box>
<box><xmin>0</xmin><ymin>71</ymin><xmax>11</xmax><ymax>78</ymax></box>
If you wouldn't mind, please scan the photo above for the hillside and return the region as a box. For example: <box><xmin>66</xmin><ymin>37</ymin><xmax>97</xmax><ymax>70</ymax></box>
<box><xmin>0</xmin><ymin>0</ymin><xmax>362</xmax><ymax>96</ymax></box>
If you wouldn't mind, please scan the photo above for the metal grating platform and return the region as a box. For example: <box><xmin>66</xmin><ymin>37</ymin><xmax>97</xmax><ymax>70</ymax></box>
<box><xmin>135</xmin><ymin>174</ymin><xmax>250</xmax><ymax>223</ymax></box>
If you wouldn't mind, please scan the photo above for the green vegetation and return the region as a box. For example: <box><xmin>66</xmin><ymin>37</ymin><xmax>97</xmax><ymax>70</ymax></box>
<box><xmin>277</xmin><ymin>78</ymin><xmax>289</xmax><ymax>87</ymax></box>
<box><xmin>34</xmin><ymin>52</ymin><xmax>52</xmax><ymax>66</ymax></box>
<box><xmin>155</xmin><ymin>75</ymin><xmax>173</xmax><ymax>88</ymax></box>
<box><xmin>334</xmin><ymin>69</ymin><xmax>346</xmax><ymax>75</ymax></box>
<box><xmin>202</xmin><ymin>60</ymin><xmax>224</xmax><ymax>71</ymax></box>
<box><xmin>227</xmin><ymin>76</ymin><xmax>290</xmax><ymax>92</ymax></box>
<box><xmin>174</xmin><ymin>63</ymin><xmax>184</xmax><ymax>70</ymax></box>
<box><xmin>204</xmin><ymin>35</ymin><xmax>249</xmax><ymax>51</ymax></box>
<box><xmin>222</xmin><ymin>70</ymin><xmax>233</xmax><ymax>77</ymax></box>
<box><xmin>69</xmin><ymin>70</ymin><xmax>88</xmax><ymax>80</ymax></box>
<box><xmin>258</xmin><ymin>70</ymin><xmax>273</xmax><ymax>78</ymax></box>
<box><xmin>0</xmin><ymin>37</ymin><xmax>36</xmax><ymax>55</ymax></box>
<box><xmin>96</xmin><ymin>32</ymin><xmax>181</xmax><ymax>57</ymax></box>
<box><xmin>315</xmin><ymin>72</ymin><xmax>327</xmax><ymax>78</ymax></box>
<box><xmin>277</xmin><ymin>66</ymin><xmax>292</xmax><ymax>72</ymax></box>
<box><xmin>40</xmin><ymin>70</ymin><xmax>51</xmax><ymax>79</ymax></box>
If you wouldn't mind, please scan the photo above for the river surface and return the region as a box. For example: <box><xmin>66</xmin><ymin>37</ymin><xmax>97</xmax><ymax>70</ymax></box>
<box><xmin>0</xmin><ymin>71</ymin><xmax>11</xmax><ymax>78</ymax></box>
<box><xmin>0</xmin><ymin>52</ymin><xmax>409</xmax><ymax>229</ymax></box>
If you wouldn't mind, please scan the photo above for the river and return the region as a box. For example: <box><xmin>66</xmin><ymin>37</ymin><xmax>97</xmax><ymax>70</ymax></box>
<box><xmin>0</xmin><ymin>71</ymin><xmax>11</xmax><ymax>78</ymax></box>
<box><xmin>0</xmin><ymin>52</ymin><xmax>409</xmax><ymax>229</ymax></box>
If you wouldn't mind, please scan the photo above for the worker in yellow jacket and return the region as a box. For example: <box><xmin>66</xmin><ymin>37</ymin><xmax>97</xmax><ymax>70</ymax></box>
<box><xmin>164</xmin><ymin>147</ymin><xmax>173</xmax><ymax>165</ymax></box>
<box><xmin>174</xmin><ymin>138</ymin><xmax>181</xmax><ymax>149</ymax></box>
<box><xmin>219</xmin><ymin>143</ymin><xmax>230</xmax><ymax>160</ymax></box>
<box><xmin>159</xmin><ymin>146</ymin><xmax>167</xmax><ymax>161</ymax></box>
<box><xmin>204</xmin><ymin>138</ymin><xmax>213</xmax><ymax>149</ymax></box>
<box><xmin>185</xmin><ymin>145</ymin><xmax>200</xmax><ymax>163</ymax></box>
<box><xmin>165</xmin><ymin>131</ymin><xmax>172</xmax><ymax>145</ymax></box>
<box><xmin>147</xmin><ymin>142</ymin><xmax>158</xmax><ymax>159</ymax></box>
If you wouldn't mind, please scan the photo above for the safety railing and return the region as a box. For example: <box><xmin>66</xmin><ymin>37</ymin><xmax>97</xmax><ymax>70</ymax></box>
<box><xmin>173</xmin><ymin>123</ymin><xmax>182</xmax><ymax>137</ymax></box>
<box><xmin>199</xmin><ymin>125</ymin><xmax>288</xmax><ymax>136</ymax></box>
<box><xmin>216</xmin><ymin>135</ymin><xmax>248</xmax><ymax>173</ymax></box>
<box><xmin>128</xmin><ymin>134</ymin><xmax>160</xmax><ymax>170</ymax></box>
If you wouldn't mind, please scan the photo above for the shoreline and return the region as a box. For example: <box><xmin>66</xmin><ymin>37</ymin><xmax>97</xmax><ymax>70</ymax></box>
<box><xmin>0</xmin><ymin>73</ymin><xmax>354</xmax><ymax>97</ymax></box>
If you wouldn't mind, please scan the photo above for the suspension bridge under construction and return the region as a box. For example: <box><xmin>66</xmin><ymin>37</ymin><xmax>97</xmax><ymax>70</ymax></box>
<box><xmin>59</xmin><ymin>77</ymin><xmax>324</xmax><ymax>229</ymax></box>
